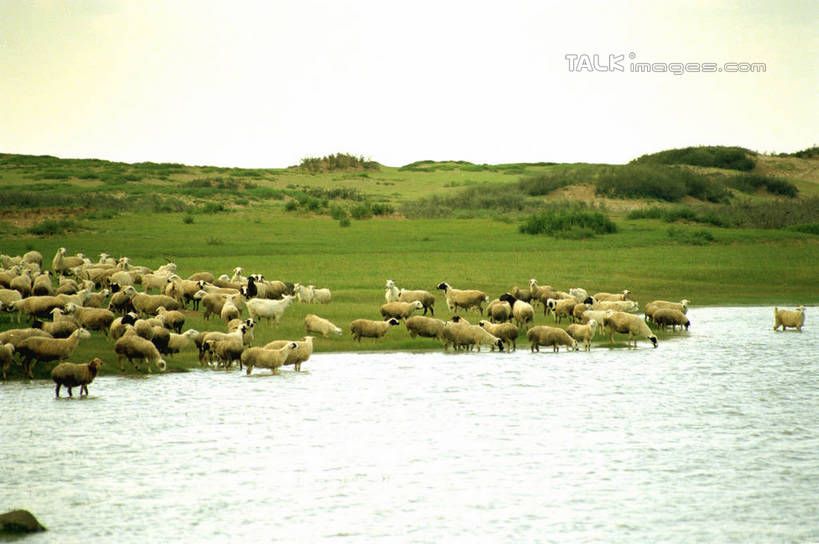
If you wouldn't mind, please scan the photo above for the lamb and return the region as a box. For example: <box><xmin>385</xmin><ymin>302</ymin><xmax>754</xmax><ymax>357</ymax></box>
<box><xmin>114</xmin><ymin>331</ymin><xmax>167</xmax><ymax>372</ymax></box>
<box><xmin>436</xmin><ymin>282</ymin><xmax>488</xmax><ymax>315</ymax></box>
<box><xmin>246</xmin><ymin>295</ymin><xmax>296</xmax><ymax>326</ymax></box>
<box><xmin>228</xmin><ymin>318</ymin><xmax>256</xmax><ymax>345</ymax></box>
<box><xmin>10</xmin><ymin>272</ymin><xmax>32</xmax><ymax>297</ymax></box>
<box><xmin>568</xmin><ymin>287</ymin><xmax>589</xmax><ymax>301</ymax></box>
<box><xmin>141</xmin><ymin>272</ymin><xmax>173</xmax><ymax>293</ymax></box>
<box><xmin>294</xmin><ymin>282</ymin><xmax>315</xmax><ymax>303</ymax></box>
<box><xmin>262</xmin><ymin>336</ymin><xmax>314</xmax><ymax>371</ymax></box>
<box><xmin>0</xmin><ymin>288</ymin><xmax>22</xmax><ymax>310</ymax></box>
<box><xmin>51</xmin><ymin>357</ymin><xmax>103</xmax><ymax>397</ymax></box>
<box><xmin>350</xmin><ymin>318</ymin><xmax>400</xmax><ymax>342</ymax></box>
<box><xmin>566</xmin><ymin>320</ymin><xmax>598</xmax><ymax>351</ymax></box>
<box><xmin>571</xmin><ymin>302</ymin><xmax>591</xmax><ymax>323</ymax></box>
<box><xmin>242</xmin><ymin>342</ymin><xmax>299</xmax><ymax>375</ymax></box>
<box><xmin>603</xmin><ymin>311</ymin><xmax>658</xmax><ymax>349</ymax></box>
<box><xmin>398</xmin><ymin>289</ymin><xmax>435</xmax><ymax>316</ymax></box>
<box><xmin>156</xmin><ymin>306</ymin><xmax>185</xmax><ymax>333</ymax></box>
<box><xmin>526</xmin><ymin>326</ymin><xmax>577</xmax><ymax>352</ymax></box>
<box><xmin>499</xmin><ymin>293</ymin><xmax>534</xmax><ymax>329</ymax></box>
<box><xmin>55</xmin><ymin>288</ymin><xmax>92</xmax><ymax>308</ymax></box>
<box><xmin>304</xmin><ymin>314</ymin><xmax>342</xmax><ymax>337</ymax></box>
<box><xmin>405</xmin><ymin>316</ymin><xmax>447</xmax><ymax>341</ymax></box>
<box><xmin>310</xmin><ymin>285</ymin><xmax>332</xmax><ymax>304</ymax></box>
<box><xmin>478</xmin><ymin>320</ymin><xmax>519</xmax><ymax>351</ymax></box>
<box><xmin>653</xmin><ymin>308</ymin><xmax>691</xmax><ymax>331</ymax></box>
<box><xmin>64</xmin><ymin>303</ymin><xmax>115</xmax><ymax>336</ymax></box>
<box><xmin>645</xmin><ymin>299</ymin><xmax>690</xmax><ymax>323</ymax></box>
<box><xmin>0</xmin><ymin>343</ymin><xmax>15</xmax><ymax>380</ymax></box>
<box><xmin>16</xmin><ymin>328</ymin><xmax>92</xmax><ymax>378</ymax></box>
<box><xmin>592</xmin><ymin>290</ymin><xmax>632</xmax><ymax>302</ymax></box>
<box><xmin>380</xmin><ymin>300</ymin><xmax>424</xmax><ymax>321</ymax></box>
<box><xmin>773</xmin><ymin>306</ymin><xmax>806</xmax><ymax>331</ymax></box>
<box><xmin>486</xmin><ymin>299</ymin><xmax>512</xmax><ymax>323</ymax></box>
<box><xmin>203</xmin><ymin>335</ymin><xmax>245</xmax><ymax>369</ymax></box>
<box><xmin>581</xmin><ymin>309</ymin><xmax>610</xmax><ymax>329</ymax></box>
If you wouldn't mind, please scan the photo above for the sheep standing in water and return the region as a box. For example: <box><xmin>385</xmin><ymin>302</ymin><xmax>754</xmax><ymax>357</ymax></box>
<box><xmin>51</xmin><ymin>357</ymin><xmax>103</xmax><ymax>397</ymax></box>
<box><xmin>774</xmin><ymin>306</ymin><xmax>805</xmax><ymax>331</ymax></box>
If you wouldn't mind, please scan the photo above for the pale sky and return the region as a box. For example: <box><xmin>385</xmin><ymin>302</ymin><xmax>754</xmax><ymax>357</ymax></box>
<box><xmin>1</xmin><ymin>1</ymin><xmax>816</xmax><ymax>167</ymax></box>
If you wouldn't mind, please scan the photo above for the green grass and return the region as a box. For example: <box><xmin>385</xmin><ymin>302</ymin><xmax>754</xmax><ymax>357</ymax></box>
<box><xmin>631</xmin><ymin>145</ymin><xmax>757</xmax><ymax>171</ymax></box>
<box><xmin>1</xmin><ymin>150</ymin><xmax>818</xmax><ymax>379</ymax></box>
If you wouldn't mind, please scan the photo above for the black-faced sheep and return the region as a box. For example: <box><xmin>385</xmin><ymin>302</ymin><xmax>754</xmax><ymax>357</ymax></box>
<box><xmin>499</xmin><ymin>293</ymin><xmax>534</xmax><ymax>329</ymax></box>
<box><xmin>51</xmin><ymin>357</ymin><xmax>103</xmax><ymax>397</ymax></box>
<box><xmin>350</xmin><ymin>318</ymin><xmax>400</xmax><ymax>342</ymax></box>
<box><xmin>603</xmin><ymin>311</ymin><xmax>658</xmax><ymax>349</ymax></box>
<box><xmin>774</xmin><ymin>306</ymin><xmax>805</xmax><ymax>331</ymax></box>
<box><xmin>398</xmin><ymin>289</ymin><xmax>435</xmax><ymax>316</ymax></box>
<box><xmin>526</xmin><ymin>326</ymin><xmax>577</xmax><ymax>352</ymax></box>
<box><xmin>478</xmin><ymin>320</ymin><xmax>519</xmax><ymax>351</ymax></box>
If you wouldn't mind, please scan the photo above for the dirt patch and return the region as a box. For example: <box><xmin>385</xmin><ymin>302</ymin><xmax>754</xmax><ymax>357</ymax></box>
<box><xmin>0</xmin><ymin>208</ymin><xmax>85</xmax><ymax>228</ymax></box>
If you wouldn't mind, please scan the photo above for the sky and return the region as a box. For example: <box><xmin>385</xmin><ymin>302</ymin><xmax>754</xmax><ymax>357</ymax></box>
<box><xmin>0</xmin><ymin>0</ymin><xmax>816</xmax><ymax>168</ymax></box>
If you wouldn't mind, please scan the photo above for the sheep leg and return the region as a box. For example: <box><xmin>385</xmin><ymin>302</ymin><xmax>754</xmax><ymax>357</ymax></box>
<box><xmin>55</xmin><ymin>383</ymin><xmax>62</xmax><ymax>397</ymax></box>
<box><xmin>81</xmin><ymin>384</ymin><xmax>88</xmax><ymax>396</ymax></box>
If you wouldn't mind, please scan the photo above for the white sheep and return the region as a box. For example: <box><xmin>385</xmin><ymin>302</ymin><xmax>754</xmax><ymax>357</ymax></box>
<box><xmin>64</xmin><ymin>303</ymin><xmax>115</xmax><ymax>336</ymax></box>
<box><xmin>350</xmin><ymin>318</ymin><xmax>400</xmax><ymax>342</ymax></box>
<box><xmin>380</xmin><ymin>300</ymin><xmax>424</xmax><ymax>321</ymax></box>
<box><xmin>220</xmin><ymin>295</ymin><xmax>242</xmax><ymax>323</ymax></box>
<box><xmin>436</xmin><ymin>282</ymin><xmax>488</xmax><ymax>315</ymax></box>
<box><xmin>246</xmin><ymin>295</ymin><xmax>296</xmax><ymax>326</ymax></box>
<box><xmin>9</xmin><ymin>295</ymin><xmax>66</xmax><ymax>324</ymax></box>
<box><xmin>592</xmin><ymin>300</ymin><xmax>639</xmax><ymax>313</ymax></box>
<box><xmin>405</xmin><ymin>316</ymin><xmax>447</xmax><ymax>341</ymax></box>
<box><xmin>166</xmin><ymin>329</ymin><xmax>201</xmax><ymax>356</ymax></box>
<box><xmin>51</xmin><ymin>357</ymin><xmax>103</xmax><ymax>397</ymax></box>
<box><xmin>526</xmin><ymin>326</ymin><xmax>577</xmax><ymax>352</ymax></box>
<box><xmin>499</xmin><ymin>293</ymin><xmax>534</xmax><ymax>329</ymax></box>
<box><xmin>645</xmin><ymin>299</ymin><xmax>690</xmax><ymax>323</ymax></box>
<box><xmin>603</xmin><ymin>311</ymin><xmax>658</xmax><ymax>349</ymax></box>
<box><xmin>114</xmin><ymin>331</ymin><xmax>167</xmax><ymax>372</ymax></box>
<box><xmin>262</xmin><ymin>336</ymin><xmax>315</xmax><ymax>371</ymax></box>
<box><xmin>441</xmin><ymin>320</ymin><xmax>503</xmax><ymax>352</ymax></box>
<box><xmin>486</xmin><ymin>299</ymin><xmax>512</xmax><ymax>323</ymax></box>
<box><xmin>384</xmin><ymin>279</ymin><xmax>400</xmax><ymax>303</ymax></box>
<box><xmin>774</xmin><ymin>306</ymin><xmax>806</xmax><ymax>331</ymax></box>
<box><xmin>304</xmin><ymin>314</ymin><xmax>342</xmax><ymax>337</ymax></box>
<box><xmin>16</xmin><ymin>327</ymin><xmax>92</xmax><ymax>378</ymax></box>
<box><xmin>0</xmin><ymin>343</ymin><xmax>15</xmax><ymax>380</ymax></box>
<box><xmin>566</xmin><ymin>319</ymin><xmax>598</xmax><ymax>351</ymax></box>
<box><xmin>198</xmin><ymin>326</ymin><xmax>248</xmax><ymax>367</ymax></box>
<box><xmin>294</xmin><ymin>282</ymin><xmax>315</xmax><ymax>303</ymax></box>
<box><xmin>310</xmin><ymin>285</ymin><xmax>331</xmax><ymax>304</ymax></box>
<box><xmin>546</xmin><ymin>298</ymin><xmax>576</xmax><ymax>323</ymax></box>
<box><xmin>242</xmin><ymin>343</ymin><xmax>299</xmax><ymax>375</ymax></box>
<box><xmin>592</xmin><ymin>290</ymin><xmax>632</xmax><ymax>302</ymax></box>
<box><xmin>653</xmin><ymin>308</ymin><xmax>690</xmax><ymax>331</ymax></box>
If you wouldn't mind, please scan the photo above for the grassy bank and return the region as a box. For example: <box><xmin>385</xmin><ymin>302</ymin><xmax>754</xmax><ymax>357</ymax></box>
<box><xmin>1</xmin><ymin>148</ymin><xmax>817</xmax><ymax>380</ymax></box>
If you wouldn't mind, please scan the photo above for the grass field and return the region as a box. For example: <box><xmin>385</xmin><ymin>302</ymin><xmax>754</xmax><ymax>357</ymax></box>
<box><xmin>1</xmin><ymin>147</ymin><xmax>817</xmax><ymax>379</ymax></box>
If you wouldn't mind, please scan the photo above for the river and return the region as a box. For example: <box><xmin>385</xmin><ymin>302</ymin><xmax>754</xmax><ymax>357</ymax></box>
<box><xmin>2</xmin><ymin>306</ymin><xmax>817</xmax><ymax>542</ymax></box>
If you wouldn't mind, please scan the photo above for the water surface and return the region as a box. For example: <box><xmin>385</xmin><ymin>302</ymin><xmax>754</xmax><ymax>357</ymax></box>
<box><xmin>2</xmin><ymin>307</ymin><xmax>817</xmax><ymax>542</ymax></box>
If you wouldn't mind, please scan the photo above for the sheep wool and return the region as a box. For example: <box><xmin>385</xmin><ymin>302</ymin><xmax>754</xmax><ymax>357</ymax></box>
<box><xmin>52</xmin><ymin>357</ymin><xmax>103</xmax><ymax>397</ymax></box>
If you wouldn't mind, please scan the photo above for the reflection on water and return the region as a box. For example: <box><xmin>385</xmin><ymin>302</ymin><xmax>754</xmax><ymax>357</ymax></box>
<box><xmin>2</xmin><ymin>307</ymin><xmax>817</xmax><ymax>542</ymax></box>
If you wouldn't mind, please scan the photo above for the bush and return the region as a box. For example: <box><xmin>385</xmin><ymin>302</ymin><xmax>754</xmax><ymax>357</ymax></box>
<box><xmin>724</xmin><ymin>174</ymin><xmax>798</xmax><ymax>198</ymax></box>
<box><xmin>25</xmin><ymin>219</ymin><xmax>80</xmax><ymax>236</ymax></box>
<box><xmin>786</xmin><ymin>223</ymin><xmax>819</xmax><ymax>235</ymax></box>
<box><xmin>299</xmin><ymin>153</ymin><xmax>379</xmax><ymax>172</ymax></box>
<box><xmin>183</xmin><ymin>215</ymin><xmax>194</xmax><ymax>224</ymax></box>
<box><xmin>632</xmin><ymin>146</ymin><xmax>756</xmax><ymax>171</ymax></box>
<box><xmin>595</xmin><ymin>165</ymin><xmax>730</xmax><ymax>202</ymax></box>
<box><xmin>667</xmin><ymin>227</ymin><xmax>715</xmax><ymax>245</ymax></box>
<box><xmin>330</xmin><ymin>205</ymin><xmax>349</xmax><ymax>221</ymax></box>
<box><xmin>350</xmin><ymin>203</ymin><xmax>373</xmax><ymax>220</ymax></box>
<box><xmin>339</xmin><ymin>217</ymin><xmax>351</xmax><ymax>228</ymax></box>
<box><xmin>519</xmin><ymin>210</ymin><xmax>617</xmax><ymax>237</ymax></box>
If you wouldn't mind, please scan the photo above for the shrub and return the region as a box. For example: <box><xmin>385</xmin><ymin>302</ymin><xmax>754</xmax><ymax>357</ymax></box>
<box><xmin>632</xmin><ymin>146</ymin><xmax>756</xmax><ymax>171</ymax></box>
<box><xmin>330</xmin><ymin>205</ymin><xmax>349</xmax><ymax>221</ymax></box>
<box><xmin>350</xmin><ymin>203</ymin><xmax>373</xmax><ymax>220</ymax></box>
<box><xmin>519</xmin><ymin>210</ymin><xmax>617</xmax><ymax>237</ymax></box>
<box><xmin>183</xmin><ymin>215</ymin><xmax>194</xmax><ymax>224</ymax></box>
<box><xmin>339</xmin><ymin>217</ymin><xmax>351</xmax><ymax>228</ymax></box>
<box><xmin>299</xmin><ymin>153</ymin><xmax>379</xmax><ymax>172</ymax></box>
<box><xmin>786</xmin><ymin>223</ymin><xmax>819</xmax><ymax>235</ymax></box>
<box><xmin>724</xmin><ymin>174</ymin><xmax>798</xmax><ymax>198</ymax></box>
<box><xmin>667</xmin><ymin>227</ymin><xmax>715</xmax><ymax>245</ymax></box>
<box><xmin>25</xmin><ymin>219</ymin><xmax>80</xmax><ymax>236</ymax></box>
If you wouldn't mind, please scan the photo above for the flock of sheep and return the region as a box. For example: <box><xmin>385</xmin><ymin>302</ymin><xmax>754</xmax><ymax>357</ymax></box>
<box><xmin>0</xmin><ymin>247</ymin><xmax>808</xmax><ymax>398</ymax></box>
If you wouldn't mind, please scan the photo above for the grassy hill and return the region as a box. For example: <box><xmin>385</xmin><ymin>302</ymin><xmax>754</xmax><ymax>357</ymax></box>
<box><xmin>1</xmin><ymin>146</ymin><xmax>817</xmax><ymax>379</ymax></box>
